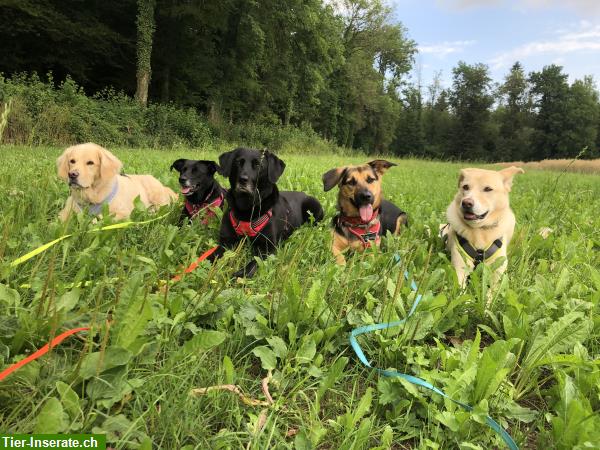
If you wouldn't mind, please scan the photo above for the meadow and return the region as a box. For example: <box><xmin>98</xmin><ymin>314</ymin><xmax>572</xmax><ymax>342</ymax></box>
<box><xmin>0</xmin><ymin>146</ymin><xmax>599</xmax><ymax>449</ymax></box>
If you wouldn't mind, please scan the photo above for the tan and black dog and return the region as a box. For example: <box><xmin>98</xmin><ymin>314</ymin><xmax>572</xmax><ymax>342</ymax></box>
<box><xmin>322</xmin><ymin>160</ymin><xmax>407</xmax><ymax>264</ymax></box>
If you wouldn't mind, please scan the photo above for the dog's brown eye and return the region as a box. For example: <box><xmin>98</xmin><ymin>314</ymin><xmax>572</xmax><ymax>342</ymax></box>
<box><xmin>484</xmin><ymin>186</ymin><xmax>493</xmax><ymax>192</ymax></box>
<box><xmin>86</xmin><ymin>161</ymin><xmax>94</xmax><ymax>166</ymax></box>
<box><xmin>69</xmin><ymin>159</ymin><xmax>76</xmax><ymax>164</ymax></box>
<box><xmin>347</xmin><ymin>178</ymin><xmax>357</xmax><ymax>186</ymax></box>
<box><xmin>463</xmin><ymin>184</ymin><xmax>470</xmax><ymax>191</ymax></box>
<box><xmin>366</xmin><ymin>176</ymin><xmax>375</xmax><ymax>184</ymax></box>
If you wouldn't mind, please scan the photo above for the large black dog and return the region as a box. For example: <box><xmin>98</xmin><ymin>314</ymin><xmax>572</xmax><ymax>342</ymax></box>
<box><xmin>170</xmin><ymin>159</ymin><xmax>227</xmax><ymax>225</ymax></box>
<box><xmin>212</xmin><ymin>147</ymin><xmax>324</xmax><ymax>278</ymax></box>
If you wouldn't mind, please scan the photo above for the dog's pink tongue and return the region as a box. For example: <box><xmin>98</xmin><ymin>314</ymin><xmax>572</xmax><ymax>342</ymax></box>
<box><xmin>359</xmin><ymin>204</ymin><xmax>373</xmax><ymax>222</ymax></box>
<box><xmin>181</xmin><ymin>186</ymin><xmax>191</xmax><ymax>194</ymax></box>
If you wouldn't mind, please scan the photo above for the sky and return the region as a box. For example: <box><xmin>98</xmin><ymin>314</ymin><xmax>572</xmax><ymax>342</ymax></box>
<box><xmin>390</xmin><ymin>0</ymin><xmax>600</xmax><ymax>89</ymax></box>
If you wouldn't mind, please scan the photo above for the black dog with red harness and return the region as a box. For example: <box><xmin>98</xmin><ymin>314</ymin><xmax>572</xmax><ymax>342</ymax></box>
<box><xmin>170</xmin><ymin>159</ymin><xmax>227</xmax><ymax>225</ymax></box>
<box><xmin>211</xmin><ymin>147</ymin><xmax>324</xmax><ymax>278</ymax></box>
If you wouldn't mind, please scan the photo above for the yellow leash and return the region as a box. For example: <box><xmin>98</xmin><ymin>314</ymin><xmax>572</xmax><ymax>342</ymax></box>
<box><xmin>9</xmin><ymin>212</ymin><xmax>171</xmax><ymax>268</ymax></box>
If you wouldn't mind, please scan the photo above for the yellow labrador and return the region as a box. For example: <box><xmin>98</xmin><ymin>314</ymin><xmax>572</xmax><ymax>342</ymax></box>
<box><xmin>441</xmin><ymin>166</ymin><xmax>524</xmax><ymax>288</ymax></box>
<box><xmin>57</xmin><ymin>143</ymin><xmax>177</xmax><ymax>221</ymax></box>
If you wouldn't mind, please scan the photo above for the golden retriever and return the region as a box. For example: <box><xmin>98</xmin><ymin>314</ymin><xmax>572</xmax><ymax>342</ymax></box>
<box><xmin>57</xmin><ymin>143</ymin><xmax>177</xmax><ymax>221</ymax></box>
<box><xmin>441</xmin><ymin>166</ymin><xmax>524</xmax><ymax>289</ymax></box>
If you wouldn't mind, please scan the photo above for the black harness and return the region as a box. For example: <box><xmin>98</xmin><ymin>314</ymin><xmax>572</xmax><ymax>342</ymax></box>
<box><xmin>456</xmin><ymin>234</ymin><xmax>503</xmax><ymax>268</ymax></box>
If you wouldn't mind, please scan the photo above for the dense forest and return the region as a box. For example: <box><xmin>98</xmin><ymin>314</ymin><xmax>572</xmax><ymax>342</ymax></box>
<box><xmin>1</xmin><ymin>0</ymin><xmax>599</xmax><ymax>160</ymax></box>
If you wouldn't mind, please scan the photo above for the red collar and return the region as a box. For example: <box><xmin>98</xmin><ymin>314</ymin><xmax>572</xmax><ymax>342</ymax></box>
<box><xmin>229</xmin><ymin>209</ymin><xmax>273</xmax><ymax>237</ymax></box>
<box><xmin>185</xmin><ymin>190</ymin><xmax>225</xmax><ymax>224</ymax></box>
<box><xmin>338</xmin><ymin>208</ymin><xmax>381</xmax><ymax>248</ymax></box>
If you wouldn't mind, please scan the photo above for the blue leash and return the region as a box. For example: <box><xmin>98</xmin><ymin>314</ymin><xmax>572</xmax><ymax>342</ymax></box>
<box><xmin>349</xmin><ymin>256</ymin><xmax>519</xmax><ymax>450</ymax></box>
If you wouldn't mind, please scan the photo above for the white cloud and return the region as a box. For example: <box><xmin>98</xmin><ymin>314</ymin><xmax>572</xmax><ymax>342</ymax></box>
<box><xmin>419</xmin><ymin>40</ymin><xmax>476</xmax><ymax>57</ymax></box>
<box><xmin>438</xmin><ymin>0</ymin><xmax>600</xmax><ymax>14</ymax></box>
<box><xmin>489</xmin><ymin>23</ymin><xmax>600</xmax><ymax>70</ymax></box>
<box><xmin>522</xmin><ymin>0</ymin><xmax>600</xmax><ymax>15</ymax></box>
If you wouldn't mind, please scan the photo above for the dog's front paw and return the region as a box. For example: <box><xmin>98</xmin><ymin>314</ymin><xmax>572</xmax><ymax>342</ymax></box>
<box><xmin>232</xmin><ymin>260</ymin><xmax>258</xmax><ymax>279</ymax></box>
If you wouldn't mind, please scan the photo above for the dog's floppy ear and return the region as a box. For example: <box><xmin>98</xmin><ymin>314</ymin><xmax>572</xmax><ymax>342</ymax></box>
<box><xmin>218</xmin><ymin>149</ymin><xmax>239</xmax><ymax>177</ymax></box>
<box><xmin>265</xmin><ymin>150</ymin><xmax>285</xmax><ymax>183</ymax></box>
<box><xmin>368</xmin><ymin>160</ymin><xmax>397</xmax><ymax>176</ymax></box>
<box><xmin>201</xmin><ymin>160</ymin><xmax>219</xmax><ymax>176</ymax></box>
<box><xmin>99</xmin><ymin>146</ymin><xmax>123</xmax><ymax>180</ymax></box>
<box><xmin>170</xmin><ymin>159</ymin><xmax>186</xmax><ymax>172</ymax></box>
<box><xmin>56</xmin><ymin>148</ymin><xmax>70</xmax><ymax>181</ymax></box>
<box><xmin>499</xmin><ymin>166</ymin><xmax>524</xmax><ymax>191</ymax></box>
<box><xmin>322</xmin><ymin>167</ymin><xmax>347</xmax><ymax>192</ymax></box>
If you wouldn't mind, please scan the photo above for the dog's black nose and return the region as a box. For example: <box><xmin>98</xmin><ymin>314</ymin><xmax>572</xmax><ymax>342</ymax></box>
<box><xmin>461</xmin><ymin>198</ymin><xmax>474</xmax><ymax>209</ymax></box>
<box><xmin>238</xmin><ymin>174</ymin><xmax>249</xmax><ymax>184</ymax></box>
<box><xmin>356</xmin><ymin>190</ymin><xmax>374</xmax><ymax>204</ymax></box>
<box><xmin>68</xmin><ymin>171</ymin><xmax>78</xmax><ymax>179</ymax></box>
<box><xmin>179</xmin><ymin>177</ymin><xmax>187</xmax><ymax>185</ymax></box>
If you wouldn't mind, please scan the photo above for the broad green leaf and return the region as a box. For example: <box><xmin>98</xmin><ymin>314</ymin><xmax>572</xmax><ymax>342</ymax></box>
<box><xmin>181</xmin><ymin>330</ymin><xmax>227</xmax><ymax>354</ymax></box>
<box><xmin>404</xmin><ymin>311</ymin><xmax>434</xmax><ymax>341</ymax></box>
<box><xmin>294</xmin><ymin>431</ymin><xmax>312</xmax><ymax>450</ymax></box>
<box><xmin>114</xmin><ymin>294</ymin><xmax>152</xmax><ymax>352</ymax></box>
<box><xmin>352</xmin><ymin>387</ymin><xmax>372</xmax><ymax>425</ymax></box>
<box><xmin>296</xmin><ymin>336</ymin><xmax>316</xmax><ymax>364</ymax></box>
<box><xmin>505</xmin><ymin>402</ymin><xmax>537</xmax><ymax>423</ymax></box>
<box><xmin>80</xmin><ymin>347</ymin><xmax>132</xmax><ymax>380</ymax></box>
<box><xmin>381</xmin><ymin>425</ymin><xmax>393</xmax><ymax>448</ymax></box>
<box><xmin>305</xmin><ymin>279</ymin><xmax>322</xmax><ymax>311</ymax></box>
<box><xmin>473</xmin><ymin>339</ymin><xmax>515</xmax><ymax>402</ymax></box>
<box><xmin>252</xmin><ymin>346</ymin><xmax>277</xmax><ymax>370</ymax></box>
<box><xmin>318</xmin><ymin>356</ymin><xmax>348</xmax><ymax>399</ymax></box>
<box><xmin>56</xmin><ymin>288</ymin><xmax>80</xmax><ymax>313</ymax></box>
<box><xmin>555</xmin><ymin>267</ymin><xmax>570</xmax><ymax>295</ymax></box>
<box><xmin>523</xmin><ymin>312</ymin><xmax>591</xmax><ymax>370</ymax></box>
<box><xmin>466</xmin><ymin>329</ymin><xmax>482</xmax><ymax>370</ymax></box>
<box><xmin>435</xmin><ymin>411</ymin><xmax>460</xmax><ymax>432</ymax></box>
<box><xmin>92</xmin><ymin>414</ymin><xmax>134</xmax><ymax>443</ymax></box>
<box><xmin>56</xmin><ymin>381</ymin><xmax>81</xmax><ymax>419</ymax></box>
<box><xmin>34</xmin><ymin>397</ymin><xmax>67</xmax><ymax>433</ymax></box>
<box><xmin>0</xmin><ymin>283</ymin><xmax>20</xmax><ymax>308</ymax></box>
<box><xmin>266</xmin><ymin>335</ymin><xmax>288</xmax><ymax>360</ymax></box>
<box><xmin>223</xmin><ymin>355</ymin><xmax>235</xmax><ymax>384</ymax></box>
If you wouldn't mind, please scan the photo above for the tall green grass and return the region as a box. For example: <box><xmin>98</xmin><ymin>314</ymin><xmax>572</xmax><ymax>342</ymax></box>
<box><xmin>0</xmin><ymin>147</ymin><xmax>599</xmax><ymax>449</ymax></box>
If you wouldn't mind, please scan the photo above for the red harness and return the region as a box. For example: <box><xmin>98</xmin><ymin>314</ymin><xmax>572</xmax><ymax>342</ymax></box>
<box><xmin>339</xmin><ymin>209</ymin><xmax>381</xmax><ymax>248</ymax></box>
<box><xmin>229</xmin><ymin>209</ymin><xmax>273</xmax><ymax>237</ymax></box>
<box><xmin>185</xmin><ymin>191</ymin><xmax>225</xmax><ymax>224</ymax></box>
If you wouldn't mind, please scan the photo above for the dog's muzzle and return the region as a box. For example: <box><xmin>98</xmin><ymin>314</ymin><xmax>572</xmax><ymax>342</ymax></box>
<box><xmin>462</xmin><ymin>209</ymin><xmax>488</xmax><ymax>221</ymax></box>
<box><xmin>179</xmin><ymin>183</ymin><xmax>198</xmax><ymax>196</ymax></box>
<box><xmin>235</xmin><ymin>183</ymin><xmax>255</xmax><ymax>194</ymax></box>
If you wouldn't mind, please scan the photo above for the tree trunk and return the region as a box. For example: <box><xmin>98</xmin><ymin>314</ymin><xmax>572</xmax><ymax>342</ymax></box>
<box><xmin>135</xmin><ymin>0</ymin><xmax>156</xmax><ymax>107</ymax></box>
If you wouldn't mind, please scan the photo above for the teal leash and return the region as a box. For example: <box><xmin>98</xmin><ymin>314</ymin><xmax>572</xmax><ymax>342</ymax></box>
<box><xmin>349</xmin><ymin>256</ymin><xmax>519</xmax><ymax>450</ymax></box>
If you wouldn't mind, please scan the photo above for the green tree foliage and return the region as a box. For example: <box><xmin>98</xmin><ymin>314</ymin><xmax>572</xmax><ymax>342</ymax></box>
<box><xmin>449</xmin><ymin>62</ymin><xmax>495</xmax><ymax>160</ymax></box>
<box><xmin>422</xmin><ymin>71</ymin><xmax>453</xmax><ymax>158</ymax></box>
<box><xmin>496</xmin><ymin>62</ymin><xmax>533</xmax><ymax>161</ymax></box>
<box><xmin>319</xmin><ymin>0</ymin><xmax>416</xmax><ymax>152</ymax></box>
<box><xmin>0</xmin><ymin>0</ymin><xmax>137</xmax><ymax>93</ymax></box>
<box><xmin>565</xmin><ymin>76</ymin><xmax>599</xmax><ymax>158</ymax></box>
<box><xmin>529</xmin><ymin>65</ymin><xmax>572</xmax><ymax>159</ymax></box>
<box><xmin>1</xmin><ymin>1</ymin><xmax>600</xmax><ymax>160</ymax></box>
<box><xmin>393</xmin><ymin>85</ymin><xmax>425</xmax><ymax>156</ymax></box>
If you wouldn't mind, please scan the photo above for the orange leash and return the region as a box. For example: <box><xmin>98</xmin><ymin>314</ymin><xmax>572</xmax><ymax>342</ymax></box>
<box><xmin>171</xmin><ymin>245</ymin><xmax>219</xmax><ymax>283</ymax></box>
<box><xmin>1</xmin><ymin>247</ymin><xmax>218</xmax><ymax>381</ymax></box>
<box><xmin>0</xmin><ymin>327</ymin><xmax>90</xmax><ymax>382</ymax></box>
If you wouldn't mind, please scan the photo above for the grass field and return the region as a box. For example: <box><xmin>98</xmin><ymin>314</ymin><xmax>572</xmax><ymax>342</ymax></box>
<box><xmin>1</xmin><ymin>146</ymin><xmax>599</xmax><ymax>449</ymax></box>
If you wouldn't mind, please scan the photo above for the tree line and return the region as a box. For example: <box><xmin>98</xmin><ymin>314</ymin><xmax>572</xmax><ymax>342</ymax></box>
<box><xmin>0</xmin><ymin>0</ymin><xmax>598</xmax><ymax>160</ymax></box>
<box><xmin>397</xmin><ymin>62</ymin><xmax>600</xmax><ymax>161</ymax></box>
